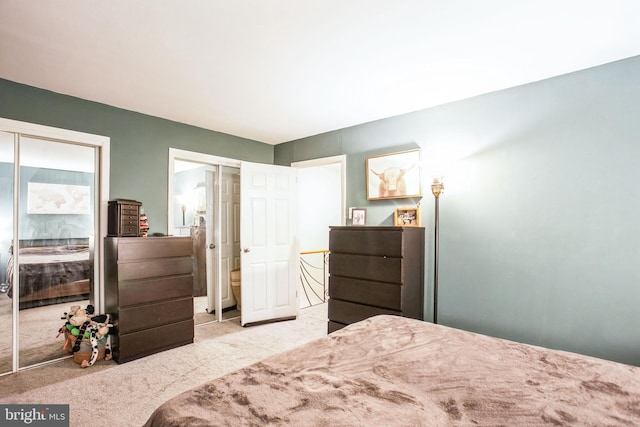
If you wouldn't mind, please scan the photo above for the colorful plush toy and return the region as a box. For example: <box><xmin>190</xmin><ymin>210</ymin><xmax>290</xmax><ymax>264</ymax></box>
<box><xmin>67</xmin><ymin>305</ymin><xmax>92</xmax><ymax>327</ymax></box>
<box><xmin>58</xmin><ymin>305</ymin><xmax>113</xmax><ymax>368</ymax></box>
<box><xmin>79</xmin><ymin>318</ymin><xmax>113</xmax><ymax>368</ymax></box>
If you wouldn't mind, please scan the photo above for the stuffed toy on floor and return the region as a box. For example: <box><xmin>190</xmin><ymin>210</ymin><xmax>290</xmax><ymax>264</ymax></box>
<box><xmin>58</xmin><ymin>304</ymin><xmax>113</xmax><ymax>368</ymax></box>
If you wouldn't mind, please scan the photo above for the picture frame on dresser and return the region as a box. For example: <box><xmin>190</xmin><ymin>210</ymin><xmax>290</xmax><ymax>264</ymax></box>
<box><xmin>366</xmin><ymin>149</ymin><xmax>421</xmax><ymax>200</ymax></box>
<box><xmin>351</xmin><ymin>208</ymin><xmax>367</xmax><ymax>226</ymax></box>
<box><xmin>394</xmin><ymin>207</ymin><xmax>421</xmax><ymax>227</ymax></box>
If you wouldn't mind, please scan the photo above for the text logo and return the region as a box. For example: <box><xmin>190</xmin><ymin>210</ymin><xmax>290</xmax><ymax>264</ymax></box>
<box><xmin>1</xmin><ymin>405</ymin><xmax>69</xmax><ymax>426</ymax></box>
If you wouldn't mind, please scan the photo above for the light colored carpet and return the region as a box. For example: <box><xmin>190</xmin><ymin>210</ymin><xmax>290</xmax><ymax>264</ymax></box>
<box><xmin>193</xmin><ymin>295</ymin><xmax>241</xmax><ymax>324</ymax></box>
<box><xmin>0</xmin><ymin>295</ymin><xmax>240</xmax><ymax>372</ymax></box>
<box><xmin>0</xmin><ymin>302</ymin><xmax>328</xmax><ymax>427</ymax></box>
<box><xmin>0</xmin><ymin>296</ymin><xmax>91</xmax><ymax>371</ymax></box>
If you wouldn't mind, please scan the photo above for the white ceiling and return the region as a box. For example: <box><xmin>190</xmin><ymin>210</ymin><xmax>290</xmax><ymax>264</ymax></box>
<box><xmin>1</xmin><ymin>1</ymin><xmax>639</xmax><ymax>145</ymax></box>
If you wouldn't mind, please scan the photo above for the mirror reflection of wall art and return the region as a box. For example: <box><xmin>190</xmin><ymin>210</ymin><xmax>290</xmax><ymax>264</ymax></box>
<box><xmin>351</xmin><ymin>208</ymin><xmax>367</xmax><ymax>226</ymax></box>
<box><xmin>27</xmin><ymin>182</ymin><xmax>91</xmax><ymax>214</ymax></box>
<box><xmin>366</xmin><ymin>149</ymin><xmax>421</xmax><ymax>200</ymax></box>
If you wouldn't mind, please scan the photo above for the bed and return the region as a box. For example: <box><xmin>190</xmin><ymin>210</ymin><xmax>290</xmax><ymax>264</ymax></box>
<box><xmin>144</xmin><ymin>315</ymin><xmax>640</xmax><ymax>426</ymax></box>
<box><xmin>6</xmin><ymin>242</ymin><xmax>91</xmax><ymax>309</ymax></box>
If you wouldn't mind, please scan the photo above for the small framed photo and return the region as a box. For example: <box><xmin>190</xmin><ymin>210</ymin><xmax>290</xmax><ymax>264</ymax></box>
<box><xmin>394</xmin><ymin>207</ymin><xmax>421</xmax><ymax>227</ymax></box>
<box><xmin>351</xmin><ymin>208</ymin><xmax>367</xmax><ymax>226</ymax></box>
<box><xmin>366</xmin><ymin>149</ymin><xmax>421</xmax><ymax>200</ymax></box>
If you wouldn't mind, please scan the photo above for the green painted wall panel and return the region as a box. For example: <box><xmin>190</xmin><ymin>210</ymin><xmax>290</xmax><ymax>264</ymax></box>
<box><xmin>275</xmin><ymin>56</ymin><xmax>640</xmax><ymax>366</ymax></box>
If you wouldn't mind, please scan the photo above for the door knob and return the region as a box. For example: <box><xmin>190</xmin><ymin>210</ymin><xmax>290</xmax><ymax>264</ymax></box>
<box><xmin>208</xmin><ymin>244</ymin><xmax>215</xmax><ymax>249</ymax></box>
<box><xmin>243</xmin><ymin>247</ymin><xmax>251</xmax><ymax>253</ymax></box>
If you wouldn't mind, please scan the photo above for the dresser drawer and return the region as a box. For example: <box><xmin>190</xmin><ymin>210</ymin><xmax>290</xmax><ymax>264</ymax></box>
<box><xmin>329</xmin><ymin>276</ymin><xmax>401</xmax><ymax>310</ymax></box>
<box><xmin>116</xmin><ymin>237</ymin><xmax>193</xmax><ymax>261</ymax></box>
<box><xmin>120</xmin><ymin>225</ymin><xmax>139</xmax><ymax>236</ymax></box>
<box><xmin>116</xmin><ymin>318</ymin><xmax>194</xmax><ymax>363</ymax></box>
<box><xmin>117</xmin><ymin>297</ymin><xmax>193</xmax><ymax>334</ymax></box>
<box><xmin>330</xmin><ymin>228</ymin><xmax>404</xmax><ymax>256</ymax></box>
<box><xmin>117</xmin><ymin>275</ymin><xmax>193</xmax><ymax>307</ymax></box>
<box><xmin>120</xmin><ymin>206</ymin><xmax>139</xmax><ymax>216</ymax></box>
<box><xmin>328</xmin><ymin>299</ymin><xmax>399</xmax><ymax>325</ymax></box>
<box><xmin>119</xmin><ymin>215</ymin><xmax>139</xmax><ymax>225</ymax></box>
<box><xmin>330</xmin><ymin>253</ymin><xmax>403</xmax><ymax>283</ymax></box>
<box><xmin>117</xmin><ymin>257</ymin><xmax>193</xmax><ymax>281</ymax></box>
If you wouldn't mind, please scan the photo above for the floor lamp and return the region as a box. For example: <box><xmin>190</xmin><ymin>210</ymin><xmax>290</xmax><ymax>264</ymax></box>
<box><xmin>431</xmin><ymin>177</ymin><xmax>444</xmax><ymax>324</ymax></box>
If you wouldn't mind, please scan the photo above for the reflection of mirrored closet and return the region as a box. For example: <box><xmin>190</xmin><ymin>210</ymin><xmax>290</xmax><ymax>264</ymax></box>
<box><xmin>191</xmin><ymin>222</ymin><xmax>207</xmax><ymax>298</ymax></box>
<box><xmin>171</xmin><ymin>158</ymin><xmax>240</xmax><ymax>324</ymax></box>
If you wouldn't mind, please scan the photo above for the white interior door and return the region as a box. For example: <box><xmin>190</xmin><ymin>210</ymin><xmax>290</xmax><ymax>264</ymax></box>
<box><xmin>240</xmin><ymin>161</ymin><xmax>299</xmax><ymax>326</ymax></box>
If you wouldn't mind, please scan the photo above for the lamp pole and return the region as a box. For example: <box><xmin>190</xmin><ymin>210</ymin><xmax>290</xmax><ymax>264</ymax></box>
<box><xmin>431</xmin><ymin>177</ymin><xmax>444</xmax><ymax>324</ymax></box>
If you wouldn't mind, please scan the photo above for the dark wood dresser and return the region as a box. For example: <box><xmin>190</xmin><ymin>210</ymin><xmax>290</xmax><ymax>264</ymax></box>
<box><xmin>104</xmin><ymin>236</ymin><xmax>194</xmax><ymax>363</ymax></box>
<box><xmin>328</xmin><ymin>226</ymin><xmax>425</xmax><ymax>333</ymax></box>
<box><xmin>107</xmin><ymin>199</ymin><xmax>141</xmax><ymax>237</ymax></box>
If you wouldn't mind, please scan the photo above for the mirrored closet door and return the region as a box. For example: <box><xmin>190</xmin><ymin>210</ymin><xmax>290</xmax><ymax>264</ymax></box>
<box><xmin>0</xmin><ymin>119</ymin><xmax>108</xmax><ymax>375</ymax></box>
<box><xmin>172</xmin><ymin>160</ymin><xmax>240</xmax><ymax>325</ymax></box>
<box><xmin>0</xmin><ymin>131</ymin><xmax>15</xmax><ymax>374</ymax></box>
<box><xmin>17</xmin><ymin>137</ymin><xmax>96</xmax><ymax>368</ymax></box>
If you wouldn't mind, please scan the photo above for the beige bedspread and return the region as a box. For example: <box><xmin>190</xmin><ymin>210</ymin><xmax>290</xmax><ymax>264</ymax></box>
<box><xmin>144</xmin><ymin>315</ymin><xmax>640</xmax><ymax>426</ymax></box>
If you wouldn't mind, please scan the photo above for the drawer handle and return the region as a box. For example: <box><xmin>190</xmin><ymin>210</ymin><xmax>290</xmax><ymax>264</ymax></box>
<box><xmin>243</xmin><ymin>247</ymin><xmax>251</xmax><ymax>253</ymax></box>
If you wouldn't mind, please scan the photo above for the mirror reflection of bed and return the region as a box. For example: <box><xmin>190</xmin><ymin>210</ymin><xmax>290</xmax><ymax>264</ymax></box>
<box><xmin>7</xmin><ymin>240</ymin><xmax>91</xmax><ymax>310</ymax></box>
<box><xmin>1</xmin><ymin>239</ymin><xmax>92</xmax><ymax>369</ymax></box>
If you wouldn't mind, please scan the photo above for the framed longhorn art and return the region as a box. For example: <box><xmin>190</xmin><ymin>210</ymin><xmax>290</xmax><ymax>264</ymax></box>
<box><xmin>366</xmin><ymin>149</ymin><xmax>422</xmax><ymax>200</ymax></box>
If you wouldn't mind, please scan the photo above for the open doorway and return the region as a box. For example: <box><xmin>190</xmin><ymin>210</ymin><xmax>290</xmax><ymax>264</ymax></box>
<box><xmin>293</xmin><ymin>156</ymin><xmax>346</xmax><ymax>309</ymax></box>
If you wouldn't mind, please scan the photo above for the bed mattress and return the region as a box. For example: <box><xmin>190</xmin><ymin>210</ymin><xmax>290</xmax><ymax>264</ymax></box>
<box><xmin>144</xmin><ymin>315</ymin><xmax>640</xmax><ymax>426</ymax></box>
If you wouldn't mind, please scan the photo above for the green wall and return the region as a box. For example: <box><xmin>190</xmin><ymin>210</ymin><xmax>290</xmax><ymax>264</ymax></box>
<box><xmin>0</xmin><ymin>79</ymin><xmax>273</xmax><ymax>234</ymax></box>
<box><xmin>3</xmin><ymin>55</ymin><xmax>639</xmax><ymax>365</ymax></box>
<box><xmin>276</xmin><ymin>56</ymin><xmax>640</xmax><ymax>366</ymax></box>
